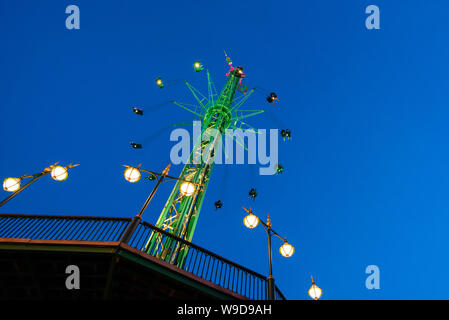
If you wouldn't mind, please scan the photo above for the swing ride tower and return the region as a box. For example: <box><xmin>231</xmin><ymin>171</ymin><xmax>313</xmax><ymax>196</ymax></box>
<box><xmin>144</xmin><ymin>57</ymin><xmax>265</xmax><ymax>266</ymax></box>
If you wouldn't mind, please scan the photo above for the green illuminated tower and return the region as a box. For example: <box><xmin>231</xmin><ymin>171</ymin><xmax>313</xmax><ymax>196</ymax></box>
<box><xmin>145</xmin><ymin>57</ymin><xmax>264</xmax><ymax>266</ymax></box>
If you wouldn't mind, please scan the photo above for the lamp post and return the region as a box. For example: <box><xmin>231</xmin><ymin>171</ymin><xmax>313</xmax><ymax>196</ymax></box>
<box><xmin>120</xmin><ymin>164</ymin><xmax>201</xmax><ymax>244</ymax></box>
<box><xmin>0</xmin><ymin>162</ymin><xmax>79</xmax><ymax>208</ymax></box>
<box><xmin>242</xmin><ymin>207</ymin><xmax>295</xmax><ymax>300</ymax></box>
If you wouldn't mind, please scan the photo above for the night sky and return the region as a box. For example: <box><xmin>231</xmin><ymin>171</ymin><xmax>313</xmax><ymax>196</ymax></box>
<box><xmin>2</xmin><ymin>0</ymin><xmax>449</xmax><ymax>299</ymax></box>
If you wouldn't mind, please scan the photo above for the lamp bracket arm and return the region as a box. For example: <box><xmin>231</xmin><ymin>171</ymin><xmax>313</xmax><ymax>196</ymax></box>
<box><xmin>138</xmin><ymin>169</ymin><xmax>204</xmax><ymax>187</ymax></box>
<box><xmin>260</xmin><ymin>220</ymin><xmax>269</xmax><ymax>232</ymax></box>
<box><xmin>271</xmin><ymin>228</ymin><xmax>286</xmax><ymax>242</ymax></box>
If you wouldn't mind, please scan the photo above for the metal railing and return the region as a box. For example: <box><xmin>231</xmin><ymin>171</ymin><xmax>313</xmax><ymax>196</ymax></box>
<box><xmin>0</xmin><ymin>213</ymin><xmax>286</xmax><ymax>300</ymax></box>
<box><xmin>0</xmin><ymin>214</ymin><xmax>129</xmax><ymax>241</ymax></box>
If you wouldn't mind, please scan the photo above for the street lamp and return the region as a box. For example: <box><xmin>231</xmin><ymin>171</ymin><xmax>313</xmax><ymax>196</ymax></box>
<box><xmin>50</xmin><ymin>166</ymin><xmax>69</xmax><ymax>181</ymax></box>
<box><xmin>242</xmin><ymin>207</ymin><xmax>294</xmax><ymax>300</ymax></box>
<box><xmin>279</xmin><ymin>241</ymin><xmax>295</xmax><ymax>258</ymax></box>
<box><xmin>124</xmin><ymin>166</ymin><xmax>142</xmax><ymax>183</ymax></box>
<box><xmin>179</xmin><ymin>181</ymin><xmax>195</xmax><ymax>197</ymax></box>
<box><xmin>120</xmin><ymin>164</ymin><xmax>202</xmax><ymax>244</ymax></box>
<box><xmin>308</xmin><ymin>275</ymin><xmax>323</xmax><ymax>300</ymax></box>
<box><xmin>0</xmin><ymin>162</ymin><xmax>79</xmax><ymax>207</ymax></box>
<box><xmin>243</xmin><ymin>211</ymin><xmax>259</xmax><ymax>229</ymax></box>
<box><xmin>3</xmin><ymin>178</ymin><xmax>21</xmax><ymax>192</ymax></box>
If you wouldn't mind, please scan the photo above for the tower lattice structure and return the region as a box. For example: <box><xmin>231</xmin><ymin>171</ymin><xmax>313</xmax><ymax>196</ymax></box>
<box><xmin>144</xmin><ymin>58</ymin><xmax>265</xmax><ymax>266</ymax></box>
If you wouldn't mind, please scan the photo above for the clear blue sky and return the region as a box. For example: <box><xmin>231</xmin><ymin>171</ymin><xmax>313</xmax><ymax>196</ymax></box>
<box><xmin>1</xmin><ymin>0</ymin><xmax>449</xmax><ymax>299</ymax></box>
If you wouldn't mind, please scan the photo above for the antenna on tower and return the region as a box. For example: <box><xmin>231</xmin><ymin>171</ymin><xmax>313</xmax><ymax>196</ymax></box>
<box><xmin>224</xmin><ymin>49</ymin><xmax>232</xmax><ymax>65</ymax></box>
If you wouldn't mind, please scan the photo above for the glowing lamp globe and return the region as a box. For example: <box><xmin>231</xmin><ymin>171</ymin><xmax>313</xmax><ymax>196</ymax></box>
<box><xmin>124</xmin><ymin>167</ymin><xmax>141</xmax><ymax>183</ymax></box>
<box><xmin>193</xmin><ymin>61</ymin><xmax>203</xmax><ymax>72</ymax></box>
<box><xmin>155</xmin><ymin>77</ymin><xmax>164</xmax><ymax>88</ymax></box>
<box><xmin>51</xmin><ymin>166</ymin><xmax>68</xmax><ymax>181</ymax></box>
<box><xmin>180</xmin><ymin>182</ymin><xmax>195</xmax><ymax>197</ymax></box>
<box><xmin>279</xmin><ymin>242</ymin><xmax>295</xmax><ymax>258</ymax></box>
<box><xmin>243</xmin><ymin>213</ymin><xmax>259</xmax><ymax>229</ymax></box>
<box><xmin>308</xmin><ymin>282</ymin><xmax>322</xmax><ymax>300</ymax></box>
<box><xmin>3</xmin><ymin>177</ymin><xmax>21</xmax><ymax>192</ymax></box>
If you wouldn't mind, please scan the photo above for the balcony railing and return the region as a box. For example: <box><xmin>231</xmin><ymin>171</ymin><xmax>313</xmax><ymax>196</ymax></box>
<box><xmin>0</xmin><ymin>213</ymin><xmax>285</xmax><ymax>300</ymax></box>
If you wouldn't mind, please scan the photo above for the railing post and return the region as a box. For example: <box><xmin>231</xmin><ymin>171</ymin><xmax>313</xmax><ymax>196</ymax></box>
<box><xmin>119</xmin><ymin>216</ymin><xmax>141</xmax><ymax>244</ymax></box>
